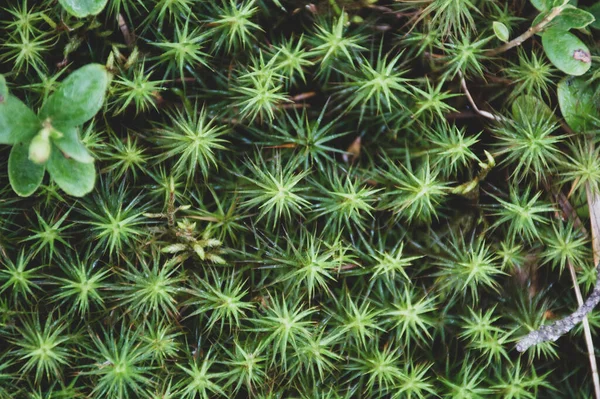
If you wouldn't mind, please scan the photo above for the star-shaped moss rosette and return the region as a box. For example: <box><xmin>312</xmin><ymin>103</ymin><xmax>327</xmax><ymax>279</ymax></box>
<box><xmin>0</xmin><ymin>64</ymin><xmax>108</xmax><ymax>197</ymax></box>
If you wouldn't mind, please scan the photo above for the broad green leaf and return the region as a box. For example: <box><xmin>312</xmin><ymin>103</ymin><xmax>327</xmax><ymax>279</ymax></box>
<box><xmin>532</xmin><ymin>5</ymin><xmax>594</xmax><ymax>34</ymax></box>
<box><xmin>548</xmin><ymin>5</ymin><xmax>595</xmax><ymax>31</ymax></box>
<box><xmin>47</xmin><ymin>144</ymin><xmax>96</xmax><ymax>197</ymax></box>
<box><xmin>542</xmin><ymin>29</ymin><xmax>591</xmax><ymax>76</ymax></box>
<box><xmin>52</xmin><ymin>124</ymin><xmax>94</xmax><ymax>163</ymax></box>
<box><xmin>530</xmin><ymin>0</ymin><xmax>564</xmax><ymax>12</ymax></box>
<box><xmin>8</xmin><ymin>141</ymin><xmax>45</xmax><ymax>197</ymax></box>
<box><xmin>557</xmin><ymin>76</ymin><xmax>599</xmax><ymax>132</ymax></box>
<box><xmin>0</xmin><ymin>77</ymin><xmax>41</xmax><ymax>145</ymax></box>
<box><xmin>492</xmin><ymin>21</ymin><xmax>509</xmax><ymax>42</ymax></box>
<box><xmin>511</xmin><ymin>95</ymin><xmax>555</xmax><ymax>126</ymax></box>
<box><xmin>588</xmin><ymin>3</ymin><xmax>600</xmax><ymax>29</ymax></box>
<box><xmin>58</xmin><ymin>0</ymin><xmax>108</xmax><ymax>17</ymax></box>
<box><xmin>39</xmin><ymin>64</ymin><xmax>109</xmax><ymax>126</ymax></box>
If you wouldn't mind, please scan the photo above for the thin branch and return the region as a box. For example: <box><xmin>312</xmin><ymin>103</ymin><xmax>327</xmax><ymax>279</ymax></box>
<box><xmin>485</xmin><ymin>4</ymin><xmax>566</xmax><ymax>56</ymax></box>
<box><xmin>568</xmin><ymin>259</ymin><xmax>600</xmax><ymax>399</ymax></box>
<box><xmin>118</xmin><ymin>13</ymin><xmax>134</xmax><ymax>48</ymax></box>
<box><xmin>516</xmin><ymin>261</ymin><xmax>600</xmax><ymax>352</ymax></box>
<box><xmin>459</xmin><ymin>75</ymin><xmax>507</xmax><ymax>122</ymax></box>
<box><xmin>542</xmin><ymin>179</ymin><xmax>599</xmax><ymax>397</ymax></box>
<box><xmin>517</xmin><ymin>179</ymin><xmax>600</xmax><ymax>397</ymax></box>
<box><xmin>586</xmin><ymin>177</ymin><xmax>600</xmax><ymax>399</ymax></box>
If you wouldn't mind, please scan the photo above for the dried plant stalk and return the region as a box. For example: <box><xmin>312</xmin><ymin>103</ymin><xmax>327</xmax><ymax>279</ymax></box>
<box><xmin>516</xmin><ymin>262</ymin><xmax>600</xmax><ymax>352</ymax></box>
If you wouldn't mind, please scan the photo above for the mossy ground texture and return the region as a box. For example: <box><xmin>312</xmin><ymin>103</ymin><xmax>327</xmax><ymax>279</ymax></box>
<box><xmin>1</xmin><ymin>0</ymin><xmax>600</xmax><ymax>397</ymax></box>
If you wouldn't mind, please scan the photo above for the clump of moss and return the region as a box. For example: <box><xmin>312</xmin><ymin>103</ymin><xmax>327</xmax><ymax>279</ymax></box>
<box><xmin>1</xmin><ymin>0</ymin><xmax>600</xmax><ymax>397</ymax></box>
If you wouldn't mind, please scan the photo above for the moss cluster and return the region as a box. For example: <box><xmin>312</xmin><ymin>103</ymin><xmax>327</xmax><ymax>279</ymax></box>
<box><xmin>1</xmin><ymin>0</ymin><xmax>600</xmax><ymax>397</ymax></box>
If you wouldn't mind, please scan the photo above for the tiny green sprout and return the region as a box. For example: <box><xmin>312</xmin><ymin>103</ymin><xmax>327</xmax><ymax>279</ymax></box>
<box><xmin>381</xmin><ymin>157</ymin><xmax>449</xmax><ymax>224</ymax></box>
<box><xmin>493</xmin><ymin>359</ymin><xmax>554</xmax><ymax>398</ymax></box>
<box><xmin>185</xmin><ymin>269</ymin><xmax>253</xmax><ymax>334</ymax></box>
<box><xmin>1</xmin><ymin>30</ymin><xmax>54</xmax><ymax>75</ymax></box>
<box><xmin>154</xmin><ymin>104</ymin><xmax>229</xmax><ymax>184</ymax></box>
<box><xmin>144</xmin><ymin>0</ymin><xmax>194</xmax><ymax>31</ymax></box>
<box><xmin>417</xmin><ymin>0</ymin><xmax>481</xmax><ymax>36</ymax></box>
<box><xmin>442</xmin><ymin>35</ymin><xmax>491</xmax><ymax>79</ymax></box>
<box><xmin>384</xmin><ymin>287</ymin><xmax>437</xmax><ymax>348</ymax></box>
<box><xmin>160</xmin><ymin>219</ymin><xmax>227</xmax><ymax>264</ymax></box>
<box><xmin>0</xmin><ymin>64</ymin><xmax>108</xmax><ymax>197</ymax></box>
<box><xmin>328</xmin><ymin>291</ymin><xmax>383</xmax><ymax>349</ymax></box>
<box><xmin>490</xmin><ymin>186</ymin><xmax>554</xmax><ymax>244</ymax></box>
<box><xmin>347</xmin><ymin>342</ymin><xmax>404</xmax><ymax>394</ymax></box>
<box><xmin>85</xmin><ymin>327</ymin><xmax>154</xmax><ymax>399</ymax></box>
<box><xmin>505</xmin><ymin>49</ymin><xmax>556</xmax><ymax>100</ymax></box>
<box><xmin>221</xmin><ymin>340</ymin><xmax>267</xmax><ymax>394</ymax></box>
<box><xmin>114</xmin><ymin>256</ymin><xmax>184</xmax><ymax>320</ymax></box>
<box><xmin>249</xmin><ymin>295</ymin><xmax>315</xmax><ymax>370</ymax></box>
<box><xmin>239</xmin><ymin>153</ymin><xmax>310</xmax><ymax>228</ymax></box>
<box><xmin>21</xmin><ymin>209</ymin><xmax>72</xmax><ymax>261</ymax></box>
<box><xmin>2</xmin><ymin>0</ymin><xmax>48</xmax><ymax>37</ymax></box>
<box><xmin>0</xmin><ymin>250</ymin><xmax>43</xmax><ymax>303</ymax></box>
<box><xmin>11</xmin><ymin>313</ymin><xmax>72</xmax><ymax>384</ymax></box>
<box><xmin>175</xmin><ymin>350</ymin><xmax>227</xmax><ymax>399</ymax></box>
<box><xmin>207</xmin><ymin>0</ymin><xmax>263</xmax><ymax>53</ymax></box>
<box><xmin>27</xmin><ymin>123</ymin><xmax>52</xmax><ymax>164</ymax></box>
<box><xmin>79</xmin><ymin>179</ymin><xmax>150</xmax><ymax>257</ymax></box>
<box><xmin>309</xmin><ymin>15</ymin><xmax>366</xmax><ymax>75</ymax></box>
<box><xmin>338</xmin><ymin>47</ymin><xmax>412</xmax><ymax>122</ymax></box>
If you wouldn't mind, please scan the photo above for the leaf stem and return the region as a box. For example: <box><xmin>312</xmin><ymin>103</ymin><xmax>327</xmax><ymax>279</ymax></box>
<box><xmin>459</xmin><ymin>74</ymin><xmax>506</xmax><ymax>122</ymax></box>
<box><xmin>485</xmin><ymin>4</ymin><xmax>566</xmax><ymax>57</ymax></box>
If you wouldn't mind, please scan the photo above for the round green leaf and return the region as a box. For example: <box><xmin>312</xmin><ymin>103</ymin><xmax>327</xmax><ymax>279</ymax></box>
<box><xmin>8</xmin><ymin>141</ymin><xmax>45</xmax><ymax>197</ymax></box>
<box><xmin>58</xmin><ymin>0</ymin><xmax>108</xmax><ymax>17</ymax></box>
<box><xmin>492</xmin><ymin>21</ymin><xmax>509</xmax><ymax>42</ymax></box>
<box><xmin>0</xmin><ymin>75</ymin><xmax>41</xmax><ymax>145</ymax></box>
<box><xmin>52</xmin><ymin>124</ymin><xmax>94</xmax><ymax>163</ymax></box>
<box><xmin>47</xmin><ymin>144</ymin><xmax>96</xmax><ymax>197</ymax></box>
<box><xmin>557</xmin><ymin>76</ymin><xmax>599</xmax><ymax>132</ymax></box>
<box><xmin>39</xmin><ymin>64</ymin><xmax>109</xmax><ymax>127</ymax></box>
<box><xmin>511</xmin><ymin>95</ymin><xmax>555</xmax><ymax>126</ymax></box>
<box><xmin>542</xmin><ymin>29</ymin><xmax>591</xmax><ymax>76</ymax></box>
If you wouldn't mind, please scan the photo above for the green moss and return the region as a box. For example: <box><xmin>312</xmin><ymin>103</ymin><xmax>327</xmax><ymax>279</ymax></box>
<box><xmin>0</xmin><ymin>0</ymin><xmax>600</xmax><ymax>397</ymax></box>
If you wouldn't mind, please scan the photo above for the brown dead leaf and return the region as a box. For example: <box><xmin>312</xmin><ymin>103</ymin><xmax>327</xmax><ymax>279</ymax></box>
<box><xmin>343</xmin><ymin>136</ymin><xmax>361</xmax><ymax>163</ymax></box>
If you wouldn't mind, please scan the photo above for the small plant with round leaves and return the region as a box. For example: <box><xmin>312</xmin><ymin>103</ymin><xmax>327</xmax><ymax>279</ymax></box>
<box><xmin>0</xmin><ymin>64</ymin><xmax>108</xmax><ymax>197</ymax></box>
